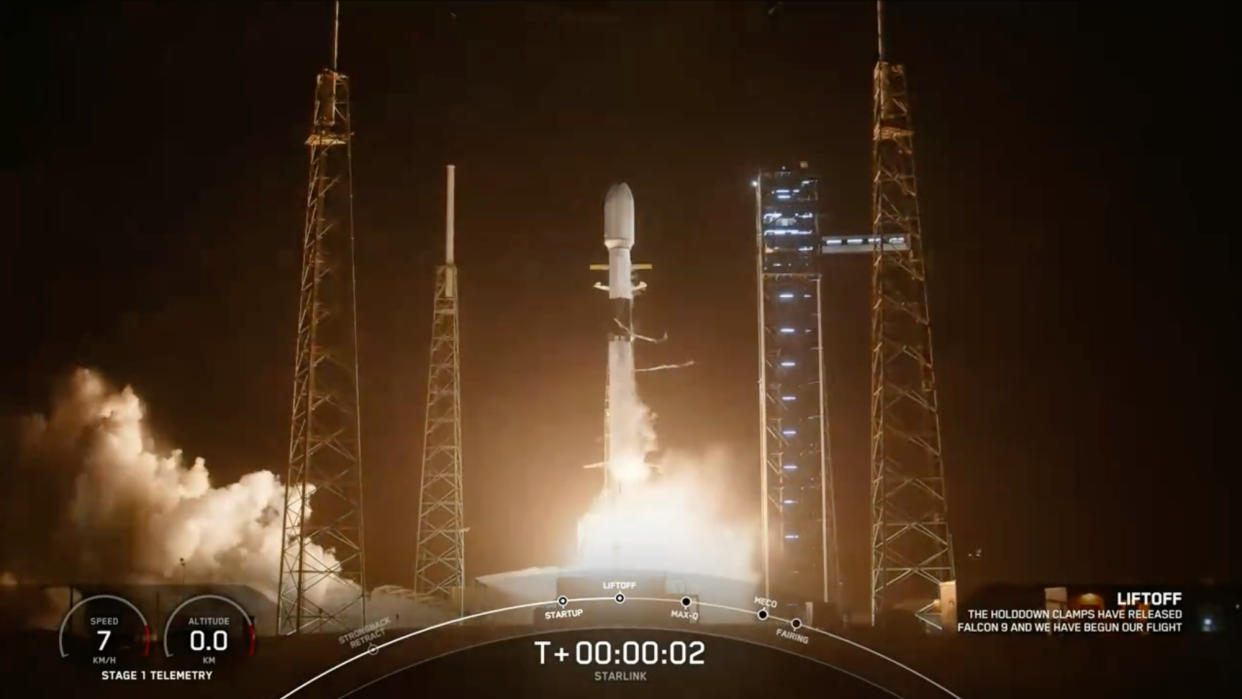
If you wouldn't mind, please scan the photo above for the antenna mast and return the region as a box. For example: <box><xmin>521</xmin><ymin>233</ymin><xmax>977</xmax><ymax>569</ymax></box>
<box><xmin>876</xmin><ymin>0</ymin><xmax>886</xmax><ymax>61</ymax></box>
<box><xmin>446</xmin><ymin>165</ymin><xmax>456</xmax><ymax>265</ymax></box>
<box><xmin>332</xmin><ymin>1</ymin><xmax>340</xmax><ymax>71</ymax></box>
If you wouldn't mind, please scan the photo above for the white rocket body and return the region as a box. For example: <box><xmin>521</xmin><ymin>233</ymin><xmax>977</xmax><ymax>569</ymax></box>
<box><xmin>605</xmin><ymin>183</ymin><xmax>635</xmax><ymax>301</ymax></box>
<box><xmin>602</xmin><ymin>184</ymin><xmax>643</xmax><ymax>492</ymax></box>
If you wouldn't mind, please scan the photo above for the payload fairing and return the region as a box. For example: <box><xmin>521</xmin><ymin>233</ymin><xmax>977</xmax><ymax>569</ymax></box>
<box><xmin>604</xmin><ymin>183</ymin><xmax>635</xmax><ymax>342</ymax></box>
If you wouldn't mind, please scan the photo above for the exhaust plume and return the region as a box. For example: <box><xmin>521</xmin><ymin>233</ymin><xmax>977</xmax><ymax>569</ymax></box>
<box><xmin>3</xmin><ymin>368</ymin><xmax>352</xmax><ymax>609</ymax></box>
<box><xmin>577</xmin><ymin>361</ymin><xmax>756</xmax><ymax>582</ymax></box>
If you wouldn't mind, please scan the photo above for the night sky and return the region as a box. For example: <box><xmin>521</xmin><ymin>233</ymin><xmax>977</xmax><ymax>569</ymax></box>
<box><xmin>3</xmin><ymin>2</ymin><xmax>1236</xmax><ymax>612</ymax></box>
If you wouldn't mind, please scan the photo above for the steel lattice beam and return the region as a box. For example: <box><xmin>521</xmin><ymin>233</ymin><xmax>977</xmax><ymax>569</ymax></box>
<box><xmin>277</xmin><ymin>62</ymin><xmax>368</xmax><ymax>636</ymax></box>
<box><xmin>414</xmin><ymin>263</ymin><xmax>466</xmax><ymax>610</ymax></box>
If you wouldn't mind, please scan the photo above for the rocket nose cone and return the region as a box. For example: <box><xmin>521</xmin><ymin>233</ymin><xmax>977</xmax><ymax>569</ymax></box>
<box><xmin>604</xmin><ymin>183</ymin><xmax>635</xmax><ymax>249</ymax></box>
<box><xmin>605</xmin><ymin>182</ymin><xmax>634</xmax><ymax>208</ymax></box>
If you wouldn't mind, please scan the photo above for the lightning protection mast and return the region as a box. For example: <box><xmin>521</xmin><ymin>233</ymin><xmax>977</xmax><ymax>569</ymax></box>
<box><xmin>277</xmin><ymin>1</ymin><xmax>368</xmax><ymax>636</ymax></box>
<box><xmin>414</xmin><ymin>165</ymin><xmax>467</xmax><ymax>618</ymax></box>
<box><xmin>868</xmin><ymin>0</ymin><xmax>957</xmax><ymax>631</ymax></box>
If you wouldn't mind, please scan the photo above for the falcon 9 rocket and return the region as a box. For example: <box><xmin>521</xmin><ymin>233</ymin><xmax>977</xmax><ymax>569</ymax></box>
<box><xmin>600</xmin><ymin>183</ymin><xmax>648</xmax><ymax>494</ymax></box>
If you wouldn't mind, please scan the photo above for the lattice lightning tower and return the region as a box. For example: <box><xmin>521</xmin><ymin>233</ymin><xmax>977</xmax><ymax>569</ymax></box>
<box><xmin>414</xmin><ymin>165</ymin><xmax>467</xmax><ymax>615</ymax></box>
<box><xmin>277</xmin><ymin>2</ymin><xmax>368</xmax><ymax>636</ymax></box>
<box><xmin>868</xmin><ymin>0</ymin><xmax>956</xmax><ymax>629</ymax></box>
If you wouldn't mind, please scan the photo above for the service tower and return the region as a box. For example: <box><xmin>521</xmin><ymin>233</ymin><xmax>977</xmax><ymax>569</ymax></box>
<box><xmin>754</xmin><ymin>163</ymin><xmax>842</xmax><ymax>619</ymax></box>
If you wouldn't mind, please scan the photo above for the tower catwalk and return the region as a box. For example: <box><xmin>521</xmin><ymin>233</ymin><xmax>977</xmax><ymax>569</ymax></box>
<box><xmin>754</xmin><ymin>164</ymin><xmax>842</xmax><ymax>616</ymax></box>
<box><xmin>868</xmin><ymin>0</ymin><xmax>956</xmax><ymax>629</ymax></box>
<box><xmin>278</xmin><ymin>1</ymin><xmax>367</xmax><ymax>635</ymax></box>
<box><xmin>414</xmin><ymin>165</ymin><xmax>466</xmax><ymax>615</ymax></box>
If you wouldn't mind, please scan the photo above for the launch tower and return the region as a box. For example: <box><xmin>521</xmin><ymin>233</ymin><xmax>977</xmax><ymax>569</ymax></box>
<box><xmin>754</xmin><ymin>164</ymin><xmax>842</xmax><ymax>614</ymax></box>
<box><xmin>277</xmin><ymin>2</ymin><xmax>368</xmax><ymax>635</ymax></box>
<box><xmin>868</xmin><ymin>0</ymin><xmax>957</xmax><ymax>629</ymax></box>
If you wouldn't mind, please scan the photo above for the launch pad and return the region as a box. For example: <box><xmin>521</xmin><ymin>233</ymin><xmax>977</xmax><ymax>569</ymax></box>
<box><xmin>5</xmin><ymin>1</ymin><xmax>1236</xmax><ymax>696</ymax></box>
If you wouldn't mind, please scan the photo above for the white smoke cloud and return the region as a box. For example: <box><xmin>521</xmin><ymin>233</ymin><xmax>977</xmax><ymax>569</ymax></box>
<box><xmin>576</xmin><ymin>446</ymin><xmax>757</xmax><ymax>581</ymax></box>
<box><xmin>576</xmin><ymin>359</ymin><xmax>757</xmax><ymax>582</ymax></box>
<box><xmin>7</xmin><ymin>368</ymin><xmax>352</xmax><ymax>609</ymax></box>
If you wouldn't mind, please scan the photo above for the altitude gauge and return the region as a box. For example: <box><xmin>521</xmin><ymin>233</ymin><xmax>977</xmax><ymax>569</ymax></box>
<box><xmin>58</xmin><ymin>594</ymin><xmax>150</xmax><ymax>666</ymax></box>
<box><xmin>162</xmin><ymin>594</ymin><xmax>255</xmax><ymax>668</ymax></box>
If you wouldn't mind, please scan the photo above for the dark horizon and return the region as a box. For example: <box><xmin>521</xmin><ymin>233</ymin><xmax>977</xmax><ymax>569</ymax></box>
<box><xmin>2</xmin><ymin>1</ymin><xmax>1236</xmax><ymax>614</ymax></box>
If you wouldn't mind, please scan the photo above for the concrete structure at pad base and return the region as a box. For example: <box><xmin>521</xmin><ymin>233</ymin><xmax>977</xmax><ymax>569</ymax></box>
<box><xmin>469</xmin><ymin>567</ymin><xmax>760</xmax><ymax>626</ymax></box>
<box><xmin>365</xmin><ymin>585</ymin><xmax>463</xmax><ymax>630</ymax></box>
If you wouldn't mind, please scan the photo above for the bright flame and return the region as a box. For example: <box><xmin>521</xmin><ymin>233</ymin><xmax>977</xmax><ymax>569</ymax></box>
<box><xmin>576</xmin><ymin>350</ymin><xmax>756</xmax><ymax>581</ymax></box>
<box><xmin>575</xmin><ymin>448</ymin><xmax>756</xmax><ymax>581</ymax></box>
<box><xmin>610</xmin><ymin>455</ymin><xmax>649</xmax><ymax>487</ymax></box>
